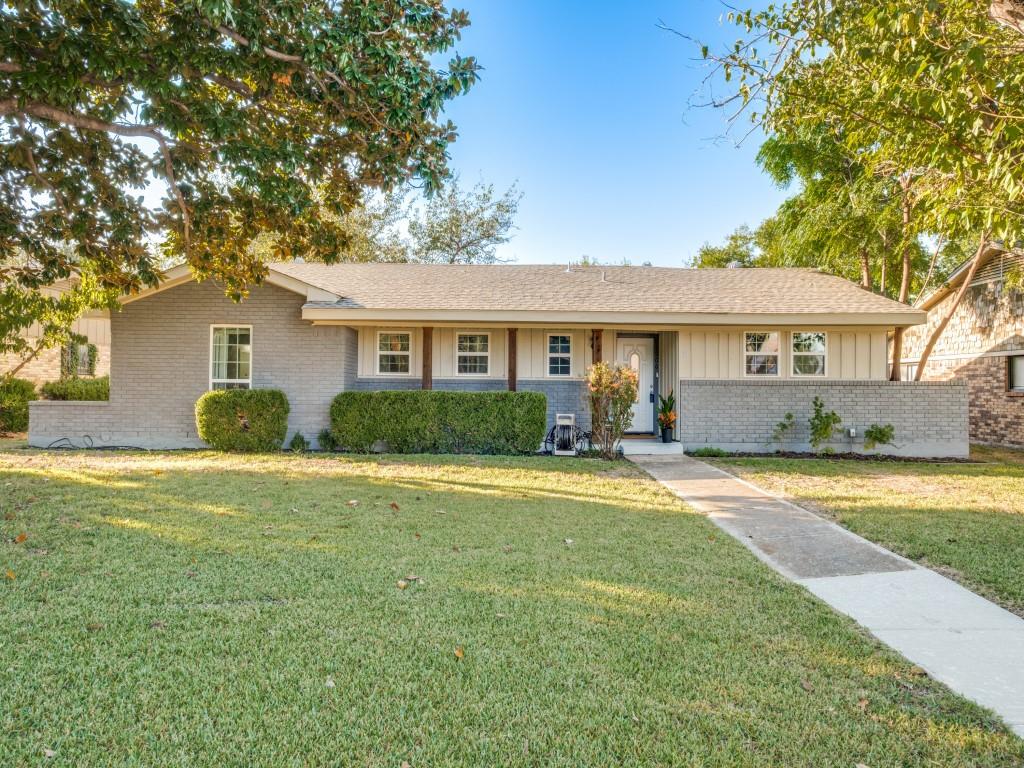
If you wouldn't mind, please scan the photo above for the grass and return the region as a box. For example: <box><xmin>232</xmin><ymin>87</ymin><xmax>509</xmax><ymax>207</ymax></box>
<box><xmin>1</xmin><ymin>449</ymin><xmax>1022</xmax><ymax>766</ymax></box>
<box><xmin>710</xmin><ymin>445</ymin><xmax>1024</xmax><ymax>617</ymax></box>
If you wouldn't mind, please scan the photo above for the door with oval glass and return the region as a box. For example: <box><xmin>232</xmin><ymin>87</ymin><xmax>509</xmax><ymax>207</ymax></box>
<box><xmin>616</xmin><ymin>337</ymin><xmax>655</xmax><ymax>433</ymax></box>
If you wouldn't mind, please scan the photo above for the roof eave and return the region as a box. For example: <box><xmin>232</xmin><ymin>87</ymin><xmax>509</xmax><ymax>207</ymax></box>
<box><xmin>301</xmin><ymin>306</ymin><xmax>927</xmax><ymax>327</ymax></box>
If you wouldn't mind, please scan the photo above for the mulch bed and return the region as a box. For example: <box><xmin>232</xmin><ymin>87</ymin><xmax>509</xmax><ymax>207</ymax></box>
<box><xmin>689</xmin><ymin>450</ymin><xmax>979</xmax><ymax>464</ymax></box>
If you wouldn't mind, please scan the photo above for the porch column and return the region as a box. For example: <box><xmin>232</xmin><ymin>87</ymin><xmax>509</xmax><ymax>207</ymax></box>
<box><xmin>422</xmin><ymin>327</ymin><xmax>433</xmax><ymax>390</ymax></box>
<box><xmin>592</xmin><ymin>328</ymin><xmax>603</xmax><ymax>364</ymax></box>
<box><xmin>507</xmin><ymin>328</ymin><xmax>517</xmax><ymax>391</ymax></box>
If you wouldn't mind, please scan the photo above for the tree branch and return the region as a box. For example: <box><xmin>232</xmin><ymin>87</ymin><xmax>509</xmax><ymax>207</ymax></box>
<box><xmin>0</xmin><ymin>100</ymin><xmax>192</xmax><ymax>252</ymax></box>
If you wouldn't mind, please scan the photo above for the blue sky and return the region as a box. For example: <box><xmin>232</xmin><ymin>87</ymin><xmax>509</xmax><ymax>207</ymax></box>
<box><xmin>438</xmin><ymin>1</ymin><xmax>789</xmax><ymax>266</ymax></box>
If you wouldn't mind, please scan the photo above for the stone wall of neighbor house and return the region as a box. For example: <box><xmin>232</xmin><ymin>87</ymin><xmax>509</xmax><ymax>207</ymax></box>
<box><xmin>29</xmin><ymin>281</ymin><xmax>357</xmax><ymax>449</ymax></box>
<box><xmin>901</xmin><ymin>279</ymin><xmax>1024</xmax><ymax>447</ymax></box>
<box><xmin>678</xmin><ymin>379</ymin><xmax>969</xmax><ymax>457</ymax></box>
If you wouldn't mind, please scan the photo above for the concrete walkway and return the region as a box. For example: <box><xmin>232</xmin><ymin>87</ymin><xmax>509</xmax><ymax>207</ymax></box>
<box><xmin>632</xmin><ymin>453</ymin><xmax>1024</xmax><ymax>737</ymax></box>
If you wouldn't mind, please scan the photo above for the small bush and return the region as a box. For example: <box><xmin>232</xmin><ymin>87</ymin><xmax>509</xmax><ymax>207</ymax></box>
<box><xmin>289</xmin><ymin>432</ymin><xmax>310</xmax><ymax>452</ymax></box>
<box><xmin>772</xmin><ymin>412</ymin><xmax>795</xmax><ymax>442</ymax></box>
<box><xmin>317</xmin><ymin>428</ymin><xmax>338</xmax><ymax>452</ymax></box>
<box><xmin>41</xmin><ymin>375</ymin><xmax>109</xmax><ymax>401</ymax></box>
<box><xmin>195</xmin><ymin>389</ymin><xmax>290</xmax><ymax>452</ymax></box>
<box><xmin>808</xmin><ymin>396</ymin><xmax>842</xmax><ymax>450</ymax></box>
<box><xmin>864</xmin><ymin>423</ymin><xmax>896</xmax><ymax>450</ymax></box>
<box><xmin>330</xmin><ymin>390</ymin><xmax>547</xmax><ymax>455</ymax></box>
<box><xmin>0</xmin><ymin>377</ymin><xmax>37</xmax><ymax>433</ymax></box>
<box><xmin>689</xmin><ymin>446</ymin><xmax>729</xmax><ymax>458</ymax></box>
<box><xmin>587</xmin><ymin>362</ymin><xmax>639</xmax><ymax>459</ymax></box>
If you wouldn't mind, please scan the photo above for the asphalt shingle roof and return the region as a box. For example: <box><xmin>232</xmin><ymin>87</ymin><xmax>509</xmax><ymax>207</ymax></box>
<box><xmin>272</xmin><ymin>262</ymin><xmax>921</xmax><ymax>317</ymax></box>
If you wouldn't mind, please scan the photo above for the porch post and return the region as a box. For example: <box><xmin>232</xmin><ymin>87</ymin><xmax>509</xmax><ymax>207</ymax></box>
<box><xmin>422</xmin><ymin>327</ymin><xmax>433</xmax><ymax>390</ymax></box>
<box><xmin>592</xmin><ymin>328</ymin><xmax>603</xmax><ymax>364</ymax></box>
<box><xmin>507</xmin><ymin>328</ymin><xmax>517</xmax><ymax>391</ymax></box>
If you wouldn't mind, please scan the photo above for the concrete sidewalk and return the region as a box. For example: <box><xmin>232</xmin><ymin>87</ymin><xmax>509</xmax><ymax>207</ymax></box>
<box><xmin>632</xmin><ymin>453</ymin><xmax>1024</xmax><ymax>738</ymax></box>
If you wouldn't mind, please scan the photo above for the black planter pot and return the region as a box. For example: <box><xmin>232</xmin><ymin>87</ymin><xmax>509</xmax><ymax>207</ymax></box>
<box><xmin>661</xmin><ymin>427</ymin><xmax>673</xmax><ymax>443</ymax></box>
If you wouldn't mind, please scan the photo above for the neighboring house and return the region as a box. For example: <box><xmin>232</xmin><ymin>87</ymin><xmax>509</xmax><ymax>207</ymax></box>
<box><xmin>0</xmin><ymin>279</ymin><xmax>110</xmax><ymax>384</ymax></box>
<box><xmin>29</xmin><ymin>263</ymin><xmax>969</xmax><ymax>456</ymax></box>
<box><xmin>899</xmin><ymin>248</ymin><xmax>1024</xmax><ymax>448</ymax></box>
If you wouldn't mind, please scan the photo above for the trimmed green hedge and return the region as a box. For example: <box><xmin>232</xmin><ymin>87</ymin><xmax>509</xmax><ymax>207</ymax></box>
<box><xmin>195</xmin><ymin>389</ymin><xmax>290</xmax><ymax>452</ymax></box>
<box><xmin>330</xmin><ymin>390</ymin><xmax>547</xmax><ymax>454</ymax></box>
<box><xmin>0</xmin><ymin>377</ymin><xmax>37</xmax><ymax>433</ymax></box>
<box><xmin>41</xmin><ymin>375</ymin><xmax>109</xmax><ymax>401</ymax></box>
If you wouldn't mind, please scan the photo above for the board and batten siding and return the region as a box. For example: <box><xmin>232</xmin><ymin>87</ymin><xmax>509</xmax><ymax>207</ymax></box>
<box><xmin>356</xmin><ymin>326</ymin><xmax>590</xmax><ymax>380</ymax></box>
<box><xmin>677</xmin><ymin>327</ymin><xmax>889</xmax><ymax>381</ymax></box>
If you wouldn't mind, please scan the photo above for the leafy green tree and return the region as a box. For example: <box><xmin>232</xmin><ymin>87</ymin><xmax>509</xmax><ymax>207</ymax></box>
<box><xmin>325</xmin><ymin>176</ymin><xmax>521</xmax><ymax>264</ymax></box>
<box><xmin>685</xmin><ymin>0</ymin><xmax>1024</xmax><ymax>377</ymax></box>
<box><xmin>408</xmin><ymin>177</ymin><xmax>521</xmax><ymax>264</ymax></box>
<box><xmin>693</xmin><ymin>225</ymin><xmax>758</xmax><ymax>268</ymax></box>
<box><xmin>0</xmin><ymin>0</ymin><xmax>479</xmax><ymax>372</ymax></box>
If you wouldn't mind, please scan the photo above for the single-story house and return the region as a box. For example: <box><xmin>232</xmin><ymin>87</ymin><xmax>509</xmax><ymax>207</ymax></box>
<box><xmin>28</xmin><ymin>262</ymin><xmax>969</xmax><ymax>456</ymax></box>
<box><xmin>898</xmin><ymin>247</ymin><xmax>1023</xmax><ymax>447</ymax></box>
<box><xmin>1</xmin><ymin>279</ymin><xmax>110</xmax><ymax>384</ymax></box>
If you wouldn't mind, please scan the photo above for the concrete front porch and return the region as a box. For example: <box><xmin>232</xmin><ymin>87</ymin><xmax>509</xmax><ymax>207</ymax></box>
<box><xmin>618</xmin><ymin>437</ymin><xmax>685</xmax><ymax>456</ymax></box>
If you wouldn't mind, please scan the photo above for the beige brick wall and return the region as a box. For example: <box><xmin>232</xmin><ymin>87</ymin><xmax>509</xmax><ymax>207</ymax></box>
<box><xmin>30</xmin><ymin>280</ymin><xmax>356</xmax><ymax>448</ymax></box>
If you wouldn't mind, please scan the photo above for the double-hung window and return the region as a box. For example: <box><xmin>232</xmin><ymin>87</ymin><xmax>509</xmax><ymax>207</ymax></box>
<box><xmin>377</xmin><ymin>332</ymin><xmax>411</xmax><ymax>374</ymax></box>
<box><xmin>456</xmin><ymin>333</ymin><xmax>490</xmax><ymax>375</ymax></box>
<box><xmin>744</xmin><ymin>332</ymin><xmax>779</xmax><ymax>376</ymax></box>
<box><xmin>210</xmin><ymin>326</ymin><xmax>252</xmax><ymax>389</ymax></box>
<box><xmin>547</xmin><ymin>334</ymin><xmax>571</xmax><ymax>377</ymax></box>
<box><xmin>791</xmin><ymin>332</ymin><xmax>827</xmax><ymax>377</ymax></box>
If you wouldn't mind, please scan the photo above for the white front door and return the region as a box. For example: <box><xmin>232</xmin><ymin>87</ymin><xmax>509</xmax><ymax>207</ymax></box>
<box><xmin>617</xmin><ymin>337</ymin><xmax>655</xmax><ymax>433</ymax></box>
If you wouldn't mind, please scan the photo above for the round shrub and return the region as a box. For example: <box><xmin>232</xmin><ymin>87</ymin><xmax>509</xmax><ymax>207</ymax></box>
<box><xmin>195</xmin><ymin>389</ymin><xmax>290</xmax><ymax>452</ymax></box>
<box><xmin>40</xmin><ymin>375</ymin><xmax>109</xmax><ymax>401</ymax></box>
<box><xmin>0</xmin><ymin>377</ymin><xmax>38</xmax><ymax>433</ymax></box>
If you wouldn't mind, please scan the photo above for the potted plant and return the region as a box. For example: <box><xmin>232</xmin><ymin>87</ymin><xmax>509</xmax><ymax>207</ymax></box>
<box><xmin>657</xmin><ymin>391</ymin><xmax>676</xmax><ymax>443</ymax></box>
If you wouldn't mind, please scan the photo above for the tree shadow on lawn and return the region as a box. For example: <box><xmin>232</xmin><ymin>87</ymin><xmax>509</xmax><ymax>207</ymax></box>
<box><xmin>2</xmin><ymin>453</ymin><xmax>1023</xmax><ymax>766</ymax></box>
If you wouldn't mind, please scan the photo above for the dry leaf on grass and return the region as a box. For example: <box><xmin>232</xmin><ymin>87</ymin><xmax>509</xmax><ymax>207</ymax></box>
<box><xmin>346</xmin><ymin>500</ymin><xmax>359</xmax><ymax>507</ymax></box>
<box><xmin>800</xmin><ymin>679</ymin><xmax>814</xmax><ymax>692</ymax></box>
<box><xmin>454</xmin><ymin>646</ymin><xmax>465</xmax><ymax>660</ymax></box>
<box><xmin>389</xmin><ymin>501</ymin><xmax>400</xmax><ymax>512</ymax></box>
<box><xmin>5</xmin><ymin>569</ymin><xmax>14</xmax><ymax>580</ymax></box>
<box><xmin>14</xmin><ymin>532</ymin><xmax>27</xmax><ymax>544</ymax></box>
<box><xmin>857</xmin><ymin>697</ymin><xmax>869</xmax><ymax>712</ymax></box>
<box><xmin>397</xmin><ymin>579</ymin><xmax>409</xmax><ymax>590</ymax></box>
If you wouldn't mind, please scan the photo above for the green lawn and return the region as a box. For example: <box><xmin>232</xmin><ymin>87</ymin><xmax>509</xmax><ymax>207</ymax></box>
<box><xmin>2</xmin><ymin>449</ymin><xmax>1022</xmax><ymax>766</ymax></box>
<box><xmin>711</xmin><ymin>446</ymin><xmax>1024</xmax><ymax>617</ymax></box>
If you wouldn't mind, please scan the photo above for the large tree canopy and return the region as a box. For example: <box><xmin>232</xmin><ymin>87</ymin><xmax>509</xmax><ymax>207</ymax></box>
<box><xmin>685</xmin><ymin>0</ymin><xmax>1024</xmax><ymax>377</ymax></box>
<box><xmin>0</xmin><ymin>0</ymin><xmax>479</xmax><ymax>301</ymax></box>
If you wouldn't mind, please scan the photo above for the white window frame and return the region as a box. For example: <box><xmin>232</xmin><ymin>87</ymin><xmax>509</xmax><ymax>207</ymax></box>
<box><xmin>546</xmin><ymin>333</ymin><xmax>572</xmax><ymax>378</ymax></box>
<box><xmin>375</xmin><ymin>330</ymin><xmax>413</xmax><ymax>376</ymax></box>
<box><xmin>1009</xmin><ymin>354</ymin><xmax>1024</xmax><ymax>393</ymax></box>
<box><xmin>790</xmin><ymin>331</ymin><xmax>828</xmax><ymax>378</ymax></box>
<box><xmin>455</xmin><ymin>331</ymin><xmax>491</xmax><ymax>377</ymax></box>
<box><xmin>742</xmin><ymin>331</ymin><xmax>781</xmax><ymax>377</ymax></box>
<box><xmin>209</xmin><ymin>325</ymin><xmax>253</xmax><ymax>390</ymax></box>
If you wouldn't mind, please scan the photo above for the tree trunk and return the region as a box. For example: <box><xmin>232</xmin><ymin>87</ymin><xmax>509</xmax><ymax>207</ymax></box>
<box><xmin>889</xmin><ymin>327</ymin><xmax>905</xmax><ymax>381</ymax></box>
<box><xmin>879</xmin><ymin>254</ymin><xmax>887</xmax><ymax>296</ymax></box>
<box><xmin>991</xmin><ymin>0</ymin><xmax>1024</xmax><ymax>35</ymax></box>
<box><xmin>859</xmin><ymin>248</ymin><xmax>871</xmax><ymax>290</ymax></box>
<box><xmin>913</xmin><ymin>234</ymin><xmax>991</xmax><ymax>380</ymax></box>
<box><xmin>889</xmin><ymin>177</ymin><xmax>914</xmax><ymax>381</ymax></box>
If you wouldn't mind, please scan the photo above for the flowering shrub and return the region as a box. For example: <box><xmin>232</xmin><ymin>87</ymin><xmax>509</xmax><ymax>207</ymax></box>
<box><xmin>587</xmin><ymin>362</ymin><xmax>639</xmax><ymax>459</ymax></box>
